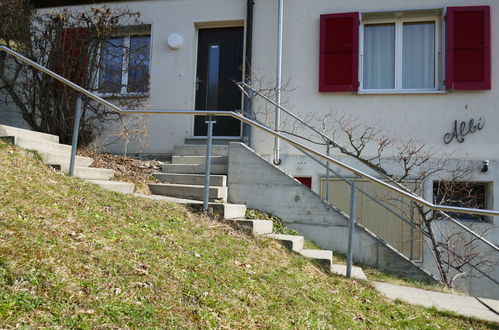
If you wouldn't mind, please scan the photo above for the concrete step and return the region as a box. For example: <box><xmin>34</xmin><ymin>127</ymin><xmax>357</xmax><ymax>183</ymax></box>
<box><xmin>52</xmin><ymin>165</ymin><xmax>114</xmax><ymax>180</ymax></box>
<box><xmin>2</xmin><ymin>136</ymin><xmax>72</xmax><ymax>154</ymax></box>
<box><xmin>299</xmin><ymin>249</ymin><xmax>333</xmax><ymax>271</ymax></box>
<box><xmin>173</xmin><ymin>144</ymin><xmax>229</xmax><ymax>157</ymax></box>
<box><xmin>184</xmin><ymin>138</ymin><xmax>239</xmax><ymax>146</ymax></box>
<box><xmin>133</xmin><ymin>193</ymin><xmax>246</xmax><ymax>219</ymax></box>
<box><xmin>161</xmin><ymin>163</ymin><xmax>227</xmax><ymax>175</ymax></box>
<box><xmin>87</xmin><ymin>180</ymin><xmax>135</xmax><ymax>194</ymax></box>
<box><xmin>153</xmin><ymin>173</ymin><xmax>226</xmax><ymax>186</ymax></box>
<box><xmin>0</xmin><ymin>124</ymin><xmax>59</xmax><ymax>143</ymax></box>
<box><xmin>266</xmin><ymin>234</ymin><xmax>304</xmax><ymax>252</ymax></box>
<box><xmin>172</xmin><ymin>155</ymin><xmax>227</xmax><ymax>165</ymax></box>
<box><xmin>226</xmin><ymin>219</ymin><xmax>274</xmax><ymax>235</ymax></box>
<box><xmin>39</xmin><ymin>151</ymin><xmax>93</xmax><ymax>168</ymax></box>
<box><xmin>331</xmin><ymin>264</ymin><xmax>368</xmax><ymax>281</ymax></box>
<box><xmin>148</xmin><ymin>183</ymin><xmax>227</xmax><ymax>202</ymax></box>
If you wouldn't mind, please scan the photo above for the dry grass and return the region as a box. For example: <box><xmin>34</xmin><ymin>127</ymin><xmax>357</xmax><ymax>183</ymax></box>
<box><xmin>0</xmin><ymin>140</ymin><xmax>496</xmax><ymax>328</ymax></box>
<box><xmin>78</xmin><ymin>148</ymin><xmax>160</xmax><ymax>194</ymax></box>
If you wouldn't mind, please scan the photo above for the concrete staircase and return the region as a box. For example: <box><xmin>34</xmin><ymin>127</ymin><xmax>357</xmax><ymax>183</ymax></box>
<box><xmin>226</xmin><ymin>218</ymin><xmax>367</xmax><ymax>280</ymax></box>
<box><xmin>150</xmin><ymin>145</ymin><xmax>229</xmax><ymax>202</ymax></box>
<box><xmin>0</xmin><ymin>125</ymin><xmax>134</xmax><ymax>193</ymax></box>
<box><xmin>147</xmin><ymin>143</ymin><xmax>246</xmax><ymax>219</ymax></box>
<box><xmin>227</xmin><ymin>142</ymin><xmax>439</xmax><ymax>284</ymax></box>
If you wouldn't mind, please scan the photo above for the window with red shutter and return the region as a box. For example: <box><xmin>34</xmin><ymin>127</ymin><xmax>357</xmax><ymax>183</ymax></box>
<box><xmin>445</xmin><ymin>6</ymin><xmax>491</xmax><ymax>90</ymax></box>
<box><xmin>59</xmin><ymin>28</ymin><xmax>90</xmax><ymax>86</ymax></box>
<box><xmin>359</xmin><ymin>11</ymin><xmax>441</xmax><ymax>93</ymax></box>
<box><xmin>319</xmin><ymin>12</ymin><xmax>359</xmax><ymax>92</ymax></box>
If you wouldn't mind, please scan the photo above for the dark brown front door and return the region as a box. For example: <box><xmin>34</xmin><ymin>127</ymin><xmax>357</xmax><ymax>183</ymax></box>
<box><xmin>194</xmin><ymin>27</ymin><xmax>243</xmax><ymax>137</ymax></box>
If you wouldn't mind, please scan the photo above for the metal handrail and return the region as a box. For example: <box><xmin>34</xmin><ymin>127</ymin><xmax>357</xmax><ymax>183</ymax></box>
<box><xmin>0</xmin><ymin>46</ymin><xmax>121</xmax><ymax>112</ymax></box>
<box><xmin>1</xmin><ymin>45</ymin><xmax>497</xmax><ymax>253</ymax></box>
<box><xmin>237</xmin><ymin>81</ymin><xmax>422</xmax><ymax>196</ymax></box>
<box><xmin>295</xmin><ymin>145</ymin><xmax>499</xmax><ymax>286</ymax></box>
<box><xmin>236</xmin><ymin>80</ymin><xmax>499</xmax><ymax>251</ymax></box>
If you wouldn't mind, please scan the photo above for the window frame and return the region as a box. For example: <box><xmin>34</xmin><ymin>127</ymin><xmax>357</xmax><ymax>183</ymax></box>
<box><xmin>432</xmin><ymin>180</ymin><xmax>492</xmax><ymax>223</ymax></box>
<box><xmin>359</xmin><ymin>15</ymin><xmax>441</xmax><ymax>94</ymax></box>
<box><xmin>97</xmin><ymin>33</ymin><xmax>152</xmax><ymax>97</ymax></box>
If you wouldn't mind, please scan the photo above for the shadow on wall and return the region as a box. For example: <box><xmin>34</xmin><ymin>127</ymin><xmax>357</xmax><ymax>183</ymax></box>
<box><xmin>227</xmin><ymin>142</ymin><xmax>437</xmax><ymax>285</ymax></box>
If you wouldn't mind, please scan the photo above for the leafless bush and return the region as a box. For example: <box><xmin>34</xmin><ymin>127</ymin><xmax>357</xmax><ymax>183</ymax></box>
<box><xmin>0</xmin><ymin>1</ymin><xmax>148</xmax><ymax>147</ymax></box>
<box><xmin>242</xmin><ymin>80</ymin><xmax>495</xmax><ymax>288</ymax></box>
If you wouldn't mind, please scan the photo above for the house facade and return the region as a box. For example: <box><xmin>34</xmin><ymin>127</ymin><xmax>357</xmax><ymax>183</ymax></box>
<box><xmin>1</xmin><ymin>0</ymin><xmax>498</xmax><ymax>297</ymax></box>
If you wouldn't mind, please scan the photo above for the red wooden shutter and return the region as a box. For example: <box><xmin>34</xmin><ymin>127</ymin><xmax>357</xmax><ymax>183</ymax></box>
<box><xmin>57</xmin><ymin>27</ymin><xmax>89</xmax><ymax>85</ymax></box>
<box><xmin>445</xmin><ymin>6</ymin><xmax>491</xmax><ymax>90</ymax></box>
<box><xmin>319</xmin><ymin>12</ymin><xmax>359</xmax><ymax>92</ymax></box>
<box><xmin>294</xmin><ymin>177</ymin><xmax>312</xmax><ymax>189</ymax></box>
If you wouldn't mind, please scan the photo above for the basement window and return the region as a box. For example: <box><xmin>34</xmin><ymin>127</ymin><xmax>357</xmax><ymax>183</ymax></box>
<box><xmin>433</xmin><ymin>181</ymin><xmax>490</xmax><ymax>222</ymax></box>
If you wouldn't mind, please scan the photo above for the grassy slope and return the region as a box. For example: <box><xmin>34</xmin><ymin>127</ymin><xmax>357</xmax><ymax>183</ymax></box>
<box><xmin>0</xmin><ymin>141</ymin><xmax>496</xmax><ymax>328</ymax></box>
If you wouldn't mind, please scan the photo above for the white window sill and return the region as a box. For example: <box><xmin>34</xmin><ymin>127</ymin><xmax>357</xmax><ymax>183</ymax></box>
<box><xmin>96</xmin><ymin>92</ymin><xmax>150</xmax><ymax>99</ymax></box>
<box><xmin>358</xmin><ymin>90</ymin><xmax>447</xmax><ymax>95</ymax></box>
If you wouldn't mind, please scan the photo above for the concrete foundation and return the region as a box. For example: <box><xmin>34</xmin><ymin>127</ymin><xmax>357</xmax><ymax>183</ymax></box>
<box><xmin>228</xmin><ymin>142</ymin><xmax>437</xmax><ymax>283</ymax></box>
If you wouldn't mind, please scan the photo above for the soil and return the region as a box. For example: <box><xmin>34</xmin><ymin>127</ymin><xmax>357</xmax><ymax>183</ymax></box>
<box><xmin>78</xmin><ymin>149</ymin><xmax>162</xmax><ymax>194</ymax></box>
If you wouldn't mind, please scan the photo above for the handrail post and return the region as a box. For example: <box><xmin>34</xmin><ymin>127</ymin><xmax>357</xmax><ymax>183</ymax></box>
<box><xmin>347</xmin><ymin>180</ymin><xmax>357</xmax><ymax>278</ymax></box>
<box><xmin>325</xmin><ymin>141</ymin><xmax>331</xmax><ymax>201</ymax></box>
<box><xmin>203</xmin><ymin>119</ymin><xmax>215</xmax><ymax>211</ymax></box>
<box><xmin>69</xmin><ymin>96</ymin><xmax>83</xmax><ymax>177</ymax></box>
<box><xmin>273</xmin><ymin>0</ymin><xmax>283</xmax><ymax>165</ymax></box>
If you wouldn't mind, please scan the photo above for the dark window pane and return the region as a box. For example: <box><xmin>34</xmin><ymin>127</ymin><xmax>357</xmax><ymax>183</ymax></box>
<box><xmin>206</xmin><ymin>44</ymin><xmax>220</xmax><ymax>109</ymax></box>
<box><xmin>433</xmin><ymin>181</ymin><xmax>487</xmax><ymax>221</ymax></box>
<box><xmin>127</xmin><ymin>35</ymin><xmax>151</xmax><ymax>93</ymax></box>
<box><xmin>99</xmin><ymin>38</ymin><xmax>124</xmax><ymax>93</ymax></box>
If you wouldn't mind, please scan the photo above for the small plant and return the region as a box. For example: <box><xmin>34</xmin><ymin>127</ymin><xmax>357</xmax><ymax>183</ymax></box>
<box><xmin>245</xmin><ymin>209</ymin><xmax>298</xmax><ymax>235</ymax></box>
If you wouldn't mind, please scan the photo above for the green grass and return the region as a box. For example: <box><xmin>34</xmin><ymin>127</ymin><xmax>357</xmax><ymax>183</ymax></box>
<box><xmin>332</xmin><ymin>252</ymin><xmax>461</xmax><ymax>294</ymax></box>
<box><xmin>245</xmin><ymin>209</ymin><xmax>299</xmax><ymax>235</ymax></box>
<box><xmin>0</xmin><ymin>140</ymin><xmax>496</xmax><ymax>328</ymax></box>
<box><xmin>246</xmin><ymin>208</ymin><xmax>457</xmax><ymax>293</ymax></box>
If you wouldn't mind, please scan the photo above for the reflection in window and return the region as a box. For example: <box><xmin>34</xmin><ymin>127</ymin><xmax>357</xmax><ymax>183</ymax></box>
<box><xmin>433</xmin><ymin>181</ymin><xmax>488</xmax><ymax>221</ymax></box>
<box><xmin>206</xmin><ymin>44</ymin><xmax>220</xmax><ymax>110</ymax></box>
<box><xmin>99</xmin><ymin>37</ymin><xmax>124</xmax><ymax>94</ymax></box>
<box><xmin>128</xmin><ymin>36</ymin><xmax>151</xmax><ymax>93</ymax></box>
<box><xmin>98</xmin><ymin>35</ymin><xmax>151</xmax><ymax>94</ymax></box>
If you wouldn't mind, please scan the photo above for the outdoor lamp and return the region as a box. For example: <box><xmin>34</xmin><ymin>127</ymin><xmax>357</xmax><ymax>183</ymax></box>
<box><xmin>168</xmin><ymin>33</ymin><xmax>183</xmax><ymax>50</ymax></box>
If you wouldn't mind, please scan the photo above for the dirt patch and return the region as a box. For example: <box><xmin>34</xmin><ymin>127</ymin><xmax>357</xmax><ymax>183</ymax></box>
<box><xmin>78</xmin><ymin>149</ymin><xmax>162</xmax><ymax>194</ymax></box>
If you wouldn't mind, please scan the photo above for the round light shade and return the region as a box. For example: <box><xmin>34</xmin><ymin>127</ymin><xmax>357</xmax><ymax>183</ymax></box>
<box><xmin>168</xmin><ymin>33</ymin><xmax>183</xmax><ymax>50</ymax></box>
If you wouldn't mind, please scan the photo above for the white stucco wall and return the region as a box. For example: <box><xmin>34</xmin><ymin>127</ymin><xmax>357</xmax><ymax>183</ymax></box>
<box><xmin>1</xmin><ymin>0</ymin><xmax>497</xmax><ymax>297</ymax></box>
<box><xmin>250</xmin><ymin>0</ymin><xmax>499</xmax><ymax>160</ymax></box>
<box><xmin>103</xmin><ymin>0</ymin><xmax>245</xmax><ymax>155</ymax></box>
<box><xmin>248</xmin><ymin>0</ymin><xmax>499</xmax><ymax>228</ymax></box>
<box><xmin>1</xmin><ymin>0</ymin><xmax>246</xmax><ymax>155</ymax></box>
<box><xmin>5</xmin><ymin>0</ymin><xmax>496</xmax><ymax>160</ymax></box>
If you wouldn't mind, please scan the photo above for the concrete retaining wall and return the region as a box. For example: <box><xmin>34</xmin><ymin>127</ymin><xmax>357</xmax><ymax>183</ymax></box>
<box><xmin>228</xmin><ymin>142</ymin><xmax>437</xmax><ymax>283</ymax></box>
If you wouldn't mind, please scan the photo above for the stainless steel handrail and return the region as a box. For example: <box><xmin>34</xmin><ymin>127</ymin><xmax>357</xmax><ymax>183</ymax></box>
<box><xmin>236</xmin><ymin>80</ymin><xmax>499</xmax><ymax>251</ymax></box>
<box><xmin>295</xmin><ymin>145</ymin><xmax>499</xmax><ymax>286</ymax></box>
<box><xmin>0</xmin><ymin>46</ymin><xmax>121</xmax><ymax>112</ymax></box>
<box><xmin>1</xmin><ymin>45</ymin><xmax>497</xmax><ymax>252</ymax></box>
<box><xmin>237</xmin><ymin>81</ymin><xmax>421</xmax><ymax>196</ymax></box>
<box><xmin>237</xmin><ymin>81</ymin><xmax>352</xmax><ymax>153</ymax></box>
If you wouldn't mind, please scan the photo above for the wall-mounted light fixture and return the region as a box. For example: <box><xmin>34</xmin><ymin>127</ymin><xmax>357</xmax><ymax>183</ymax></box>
<box><xmin>482</xmin><ymin>160</ymin><xmax>489</xmax><ymax>173</ymax></box>
<box><xmin>168</xmin><ymin>33</ymin><xmax>183</xmax><ymax>50</ymax></box>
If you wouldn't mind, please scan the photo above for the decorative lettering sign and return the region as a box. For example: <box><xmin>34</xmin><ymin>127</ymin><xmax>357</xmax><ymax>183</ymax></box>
<box><xmin>444</xmin><ymin>118</ymin><xmax>485</xmax><ymax>144</ymax></box>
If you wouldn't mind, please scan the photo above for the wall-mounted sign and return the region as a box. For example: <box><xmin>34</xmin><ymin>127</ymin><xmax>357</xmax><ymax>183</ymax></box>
<box><xmin>444</xmin><ymin>118</ymin><xmax>485</xmax><ymax>144</ymax></box>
